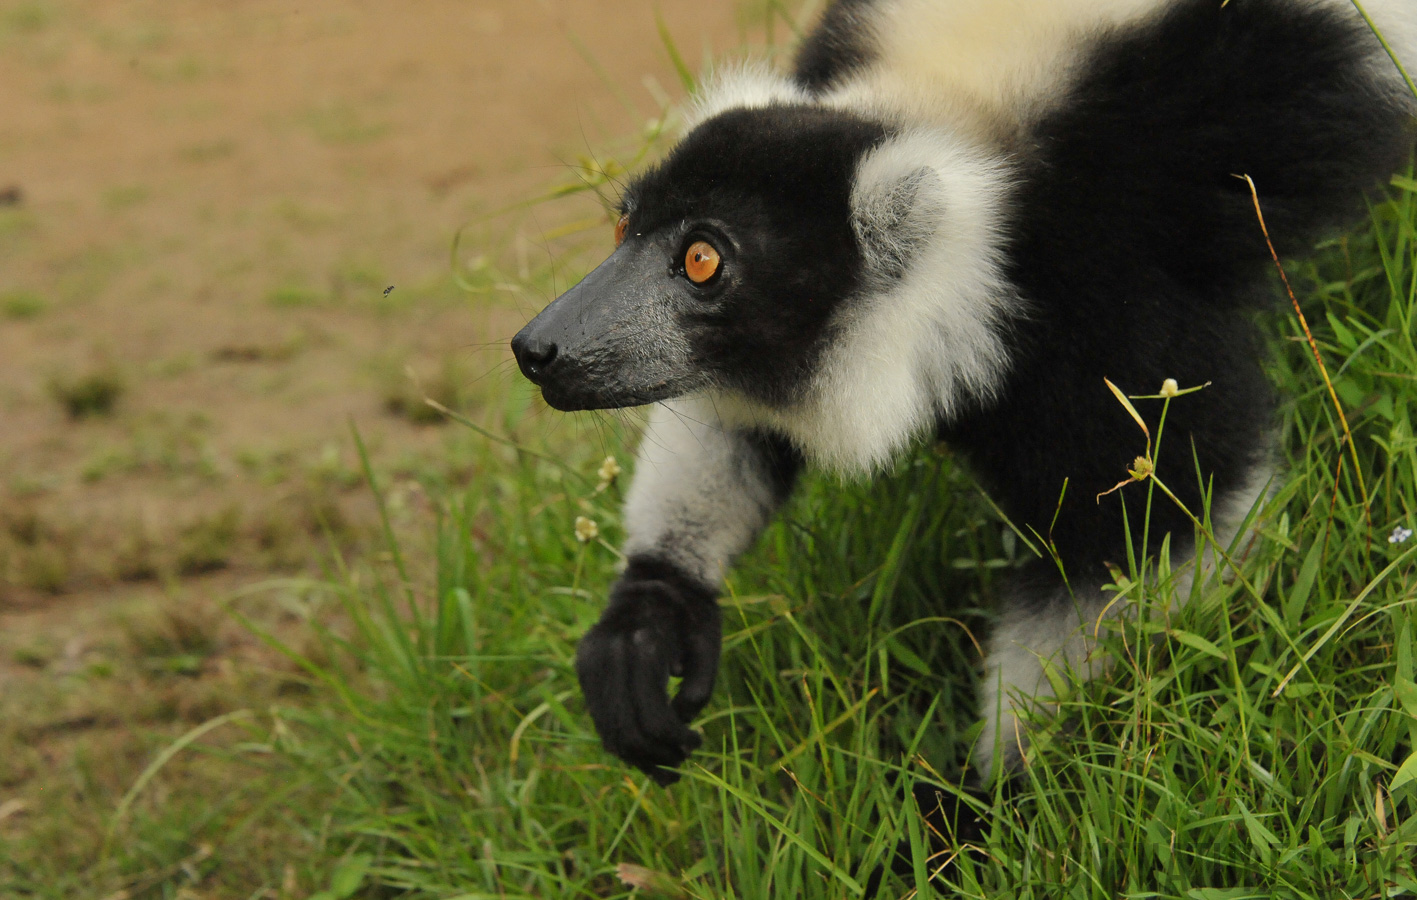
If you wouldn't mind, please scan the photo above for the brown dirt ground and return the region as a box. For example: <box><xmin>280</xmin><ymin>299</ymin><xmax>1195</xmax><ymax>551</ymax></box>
<box><xmin>0</xmin><ymin>0</ymin><xmax>792</xmax><ymax>891</ymax></box>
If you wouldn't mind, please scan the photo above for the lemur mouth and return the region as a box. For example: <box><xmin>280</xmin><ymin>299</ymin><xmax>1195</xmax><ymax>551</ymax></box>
<box><xmin>513</xmin><ymin>353</ymin><xmax>683</xmax><ymax>413</ymax></box>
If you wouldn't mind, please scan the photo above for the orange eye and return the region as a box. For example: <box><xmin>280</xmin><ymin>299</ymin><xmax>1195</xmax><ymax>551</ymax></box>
<box><xmin>614</xmin><ymin>213</ymin><xmax>630</xmax><ymax>247</ymax></box>
<box><xmin>685</xmin><ymin>240</ymin><xmax>721</xmax><ymax>284</ymax></box>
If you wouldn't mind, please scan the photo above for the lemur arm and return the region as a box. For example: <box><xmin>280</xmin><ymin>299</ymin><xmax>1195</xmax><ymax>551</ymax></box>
<box><xmin>575</xmin><ymin>398</ymin><xmax>800</xmax><ymax>785</ymax></box>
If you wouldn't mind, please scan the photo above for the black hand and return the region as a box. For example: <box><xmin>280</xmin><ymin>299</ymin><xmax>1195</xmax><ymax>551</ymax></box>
<box><xmin>575</xmin><ymin>556</ymin><xmax>721</xmax><ymax>786</ymax></box>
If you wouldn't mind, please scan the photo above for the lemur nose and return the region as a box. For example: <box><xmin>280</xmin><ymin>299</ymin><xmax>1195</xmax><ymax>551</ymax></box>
<box><xmin>511</xmin><ymin>330</ymin><xmax>558</xmax><ymax>384</ymax></box>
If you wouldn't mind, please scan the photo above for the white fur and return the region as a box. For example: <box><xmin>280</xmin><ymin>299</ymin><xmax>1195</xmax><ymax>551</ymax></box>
<box><xmin>711</xmin><ymin>129</ymin><xmax>1019</xmax><ymax>475</ymax></box>
<box><xmin>689</xmin><ymin>2</ymin><xmax>1417</xmax><ymax>147</ymax></box>
<box><xmin>824</xmin><ymin>0</ymin><xmax>1174</xmax><ymax>143</ymax></box>
<box><xmin>1325</xmin><ymin>0</ymin><xmax>1417</xmax><ymax>83</ymax></box>
<box><xmin>685</xmin><ymin>63</ymin><xmax>811</xmax><ymax>131</ymax></box>
<box><xmin>622</xmin><ymin>398</ymin><xmax>787</xmax><ymax>586</ymax></box>
<box><xmin>973</xmin><ymin>460</ymin><xmax>1276</xmax><ymax>777</ymax></box>
<box><xmin>823</xmin><ymin>0</ymin><xmax>1417</xmax><ymax>144</ymax></box>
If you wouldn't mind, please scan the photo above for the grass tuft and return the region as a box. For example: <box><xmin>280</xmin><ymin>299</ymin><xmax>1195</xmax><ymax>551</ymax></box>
<box><xmin>47</xmin><ymin>363</ymin><xmax>125</xmax><ymax>419</ymax></box>
<box><xmin>174</xmin><ymin>505</ymin><xmax>241</xmax><ymax>576</ymax></box>
<box><xmin>0</xmin><ymin>289</ymin><xmax>46</xmax><ymax>320</ymax></box>
<box><xmin>124</xmin><ymin>605</ymin><xmax>221</xmax><ymax>676</ymax></box>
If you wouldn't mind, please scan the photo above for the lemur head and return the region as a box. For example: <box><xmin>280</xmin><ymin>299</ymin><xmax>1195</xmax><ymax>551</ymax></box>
<box><xmin>512</xmin><ymin>72</ymin><xmax>1017</xmax><ymax>472</ymax></box>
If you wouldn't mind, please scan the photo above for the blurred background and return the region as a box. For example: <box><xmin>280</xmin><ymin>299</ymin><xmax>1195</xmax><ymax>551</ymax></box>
<box><xmin>0</xmin><ymin>0</ymin><xmax>780</xmax><ymax>893</ymax></box>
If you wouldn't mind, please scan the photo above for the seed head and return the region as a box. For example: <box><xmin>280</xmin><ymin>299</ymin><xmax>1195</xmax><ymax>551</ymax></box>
<box><xmin>617</xmin><ymin>863</ymin><xmax>685</xmax><ymax>898</ymax></box>
<box><xmin>1160</xmin><ymin>378</ymin><xmax>1180</xmax><ymax>398</ymax></box>
<box><xmin>574</xmin><ymin>516</ymin><xmax>599</xmax><ymax>543</ymax></box>
<box><xmin>1128</xmin><ymin>456</ymin><xmax>1154</xmax><ymax>480</ymax></box>
<box><xmin>597</xmin><ymin>455</ymin><xmax>622</xmax><ymax>486</ymax></box>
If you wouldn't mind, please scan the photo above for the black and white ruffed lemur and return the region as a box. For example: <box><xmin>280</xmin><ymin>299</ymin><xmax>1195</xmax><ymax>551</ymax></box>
<box><xmin>511</xmin><ymin>0</ymin><xmax>1417</xmax><ymax>856</ymax></box>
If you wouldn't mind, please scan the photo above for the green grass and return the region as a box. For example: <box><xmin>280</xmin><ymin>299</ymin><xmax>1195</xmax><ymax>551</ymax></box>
<box><xmin>7</xmin><ymin>12</ymin><xmax>1408</xmax><ymax>897</ymax></box>
<box><xmin>0</xmin><ymin>289</ymin><xmax>46</xmax><ymax>320</ymax></box>
<box><xmin>0</xmin><ymin>1</ymin><xmax>58</xmax><ymax>35</ymax></box>
<box><xmin>211</xmin><ymin>169</ymin><xmax>1417</xmax><ymax>897</ymax></box>
<box><xmin>301</xmin><ymin>103</ymin><xmax>391</xmax><ymax>146</ymax></box>
<box><xmin>266</xmin><ymin>282</ymin><xmax>325</xmax><ymax>309</ymax></box>
<box><xmin>46</xmin><ymin>362</ymin><xmax>125</xmax><ymax>419</ymax></box>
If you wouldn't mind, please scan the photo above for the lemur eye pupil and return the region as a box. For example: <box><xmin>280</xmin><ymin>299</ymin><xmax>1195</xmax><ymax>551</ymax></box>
<box><xmin>685</xmin><ymin>241</ymin><xmax>721</xmax><ymax>284</ymax></box>
<box><xmin>614</xmin><ymin>213</ymin><xmax>629</xmax><ymax>247</ymax></box>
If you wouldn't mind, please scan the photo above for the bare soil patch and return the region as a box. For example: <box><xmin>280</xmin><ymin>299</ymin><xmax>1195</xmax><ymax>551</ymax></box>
<box><xmin>0</xmin><ymin>0</ymin><xmax>758</xmax><ymax>892</ymax></box>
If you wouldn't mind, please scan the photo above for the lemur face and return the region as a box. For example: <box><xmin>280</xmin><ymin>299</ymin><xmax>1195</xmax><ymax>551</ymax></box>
<box><xmin>512</xmin><ymin>106</ymin><xmax>887</xmax><ymax>411</ymax></box>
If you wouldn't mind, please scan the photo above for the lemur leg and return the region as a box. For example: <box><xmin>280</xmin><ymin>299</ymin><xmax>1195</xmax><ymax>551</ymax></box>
<box><xmin>865</xmin><ymin>463</ymin><xmax>1277</xmax><ymax>898</ymax></box>
<box><xmin>974</xmin><ymin>575</ymin><xmax>1116</xmax><ymax>777</ymax></box>
<box><xmin>975</xmin><ymin>461</ymin><xmax>1275</xmax><ymax>779</ymax></box>
<box><xmin>575</xmin><ymin>398</ymin><xmax>799</xmax><ymax>785</ymax></box>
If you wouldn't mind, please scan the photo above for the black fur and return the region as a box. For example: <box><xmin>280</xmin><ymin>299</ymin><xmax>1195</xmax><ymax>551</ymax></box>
<box><xmin>575</xmin><ymin>554</ymin><xmax>721</xmax><ymax>786</ymax></box>
<box><xmin>870</xmin><ymin>2</ymin><xmax>1413</xmax><ymax>890</ymax></box>
<box><xmin>621</xmin><ymin>106</ymin><xmax>890</xmax><ymax>407</ymax></box>
<box><xmin>793</xmin><ymin>0</ymin><xmax>882</xmax><ymax>93</ymax></box>
<box><xmin>746</xmin><ymin>429</ymin><xmax>806</xmax><ymax>504</ymax></box>
<box><xmin>944</xmin><ymin>0</ymin><xmax>1415</xmax><ymax>575</ymax></box>
<box><xmin>861</xmin><ymin>781</ymin><xmax>996</xmax><ymax>897</ymax></box>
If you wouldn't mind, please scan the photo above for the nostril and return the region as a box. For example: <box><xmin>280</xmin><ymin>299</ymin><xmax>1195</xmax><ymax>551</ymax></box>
<box><xmin>527</xmin><ymin>340</ymin><xmax>558</xmax><ymax>368</ymax></box>
<box><xmin>511</xmin><ymin>332</ymin><xmax>559</xmax><ymax>382</ymax></box>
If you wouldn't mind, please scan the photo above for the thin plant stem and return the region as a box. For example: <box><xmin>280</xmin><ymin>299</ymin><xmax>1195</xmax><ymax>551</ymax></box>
<box><xmin>1239</xmin><ymin>174</ymin><xmax>1373</xmax><ymax>549</ymax></box>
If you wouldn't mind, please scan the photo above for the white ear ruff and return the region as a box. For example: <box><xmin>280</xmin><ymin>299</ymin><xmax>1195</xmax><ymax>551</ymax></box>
<box><xmin>718</xmin><ymin>129</ymin><xmax>1021</xmax><ymax>475</ymax></box>
<box><xmin>809</xmin><ymin>131</ymin><xmax>1019</xmax><ymax>472</ymax></box>
<box><xmin>683</xmin><ymin>62</ymin><xmax>811</xmax><ymax>130</ymax></box>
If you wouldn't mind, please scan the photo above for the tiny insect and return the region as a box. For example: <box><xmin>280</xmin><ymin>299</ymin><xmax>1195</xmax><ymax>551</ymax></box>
<box><xmin>383</xmin><ymin>286</ymin><xmax>395</xmax><ymax>296</ymax></box>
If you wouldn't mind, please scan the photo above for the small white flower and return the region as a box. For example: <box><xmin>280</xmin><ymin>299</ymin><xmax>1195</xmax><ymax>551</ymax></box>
<box><xmin>1389</xmin><ymin>525</ymin><xmax>1412</xmax><ymax>545</ymax></box>
<box><xmin>1160</xmin><ymin>378</ymin><xmax>1180</xmax><ymax>398</ymax></box>
<box><xmin>597</xmin><ymin>455</ymin><xmax>622</xmax><ymax>485</ymax></box>
<box><xmin>574</xmin><ymin>516</ymin><xmax>599</xmax><ymax>543</ymax></box>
